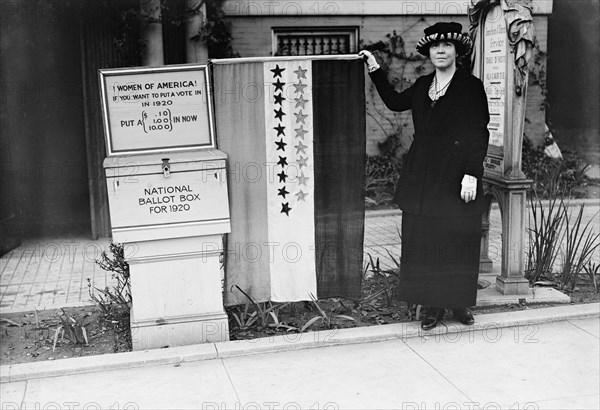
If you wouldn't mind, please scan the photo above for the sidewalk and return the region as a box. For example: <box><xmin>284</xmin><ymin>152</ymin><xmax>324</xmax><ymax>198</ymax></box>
<box><xmin>1</xmin><ymin>202</ymin><xmax>599</xmax><ymax>313</ymax></box>
<box><xmin>1</xmin><ymin>304</ymin><xmax>599</xmax><ymax>409</ymax></box>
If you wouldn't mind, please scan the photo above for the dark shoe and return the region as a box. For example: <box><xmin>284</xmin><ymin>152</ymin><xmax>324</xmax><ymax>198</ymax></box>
<box><xmin>452</xmin><ymin>308</ymin><xmax>475</xmax><ymax>325</ymax></box>
<box><xmin>421</xmin><ymin>307</ymin><xmax>445</xmax><ymax>330</ymax></box>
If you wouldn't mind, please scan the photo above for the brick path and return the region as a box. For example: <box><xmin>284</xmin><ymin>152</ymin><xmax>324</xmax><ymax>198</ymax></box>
<box><xmin>365</xmin><ymin>207</ymin><xmax>502</xmax><ymax>271</ymax></box>
<box><xmin>365</xmin><ymin>201</ymin><xmax>599</xmax><ymax>272</ymax></box>
<box><xmin>1</xmin><ymin>201</ymin><xmax>598</xmax><ymax>313</ymax></box>
<box><xmin>0</xmin><ymin>238</ymin><xmax>115</xmax><ymax>313</ymax></box>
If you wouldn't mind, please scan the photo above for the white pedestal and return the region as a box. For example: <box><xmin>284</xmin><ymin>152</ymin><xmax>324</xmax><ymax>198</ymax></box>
<box><xmin>125</xmin><ymin>235</ymin><xmax>229</xmax><ymax>350</ymax></box>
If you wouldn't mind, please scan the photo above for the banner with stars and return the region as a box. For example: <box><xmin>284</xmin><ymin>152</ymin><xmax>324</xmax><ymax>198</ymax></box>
<box><xmin>264</xmin><ymin>61</ymin><xmax>316</xmax><ymax>301</ymax></box>
<box><xmin>213</xmin><ymin>56</ymin><xmax>365</xmax><ymax>305</ymax></box>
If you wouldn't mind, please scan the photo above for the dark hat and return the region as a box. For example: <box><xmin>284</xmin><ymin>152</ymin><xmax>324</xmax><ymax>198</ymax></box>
<box><xmin>416</xmin><ymin>22</ymin><xmax>472</xmax><ymax>56</ymax></box>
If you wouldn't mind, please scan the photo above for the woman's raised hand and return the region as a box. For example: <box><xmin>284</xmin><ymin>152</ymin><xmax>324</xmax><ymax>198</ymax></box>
<box><xmin>358</xmin><ymin>50</ymin><xmax>380</xmax><ymax>73</ymax></box>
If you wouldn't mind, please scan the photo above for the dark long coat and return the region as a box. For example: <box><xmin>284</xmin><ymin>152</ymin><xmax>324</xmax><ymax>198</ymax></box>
<box><xmin>370</xmin><ymin>67</ymin><xmax>490</xmax><ymax>217</ymax></box>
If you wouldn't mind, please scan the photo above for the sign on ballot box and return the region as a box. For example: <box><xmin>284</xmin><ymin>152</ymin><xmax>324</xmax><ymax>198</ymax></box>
<box><xmin>99</xmin><ymin>64</ymin><xmax>215</xmax><ymax>155</ymax></box>
<box><xmin>104</xmin><ymin>150</ymin><xmax>230</xmax><ymax>243</ymax></box>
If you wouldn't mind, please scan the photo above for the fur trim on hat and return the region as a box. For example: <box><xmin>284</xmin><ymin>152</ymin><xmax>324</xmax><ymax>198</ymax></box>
<box><xmin>416</xmin><ymin>22</ymin><xmax>472</xmax><ymax>56</ymax></box>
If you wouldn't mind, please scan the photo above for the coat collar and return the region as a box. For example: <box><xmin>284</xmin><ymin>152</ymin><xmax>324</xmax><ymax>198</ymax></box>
<box><xmin>425</xmin><ymin>68</ymin><xmax>471</xmax><ymax>131</ymax></box>
<box><xmin>425</xmin><ymin>67</ymin><xmax>470</xmax><ymax>101</ymax></box>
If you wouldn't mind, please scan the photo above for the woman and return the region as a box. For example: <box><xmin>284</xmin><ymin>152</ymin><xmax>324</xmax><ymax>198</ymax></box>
<box><xmin>359</xmin><ymin>22</ymin><xmax>490</xmax><ymax>330</ymax></box>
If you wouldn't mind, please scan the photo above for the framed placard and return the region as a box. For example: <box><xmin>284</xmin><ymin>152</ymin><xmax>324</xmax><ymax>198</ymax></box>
<box><xmin>99</xmin><ymin>64</ymin><xmax>215</xmax><ymax>156</ymax></box>
<box><xmin>482</xmin><ymin>5</ymin><xmax>508</xmax><ymax>152</ymax></box>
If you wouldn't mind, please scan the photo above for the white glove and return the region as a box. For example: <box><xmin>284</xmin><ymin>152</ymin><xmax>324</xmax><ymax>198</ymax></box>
<box><xmin>461</xmin><ymin>174</ymin><xmax>477</xmax><ymax>203</ymax></box>
<box><xmin>358</xmin><ymin>50</ymin><xmax>380</xmax><ymax>73</ymax></box>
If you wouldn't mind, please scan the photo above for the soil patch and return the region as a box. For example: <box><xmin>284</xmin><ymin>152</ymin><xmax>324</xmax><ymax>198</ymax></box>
<box><xmin>1</xmin><ymin>307</ymin><xmax>129</xmax><ymax>366</ymax></box>
<box><xmin>2</xmin><ymin>281</ymin><xmax>597</xmax><ymax>366</ymax></box>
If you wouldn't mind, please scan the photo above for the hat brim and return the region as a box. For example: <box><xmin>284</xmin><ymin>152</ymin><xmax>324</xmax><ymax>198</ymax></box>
<box><xmin>416</xmin><ymin>32</ymin><xmax>472</xmax><ymax>56</ymax></box>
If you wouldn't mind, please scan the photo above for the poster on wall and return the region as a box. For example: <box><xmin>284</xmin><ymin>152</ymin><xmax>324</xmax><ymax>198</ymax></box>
<box><xmin>99</xmin><ymin>64</ymin><xmax>215</xmax><ymax>155</ymax></box>
<box><xmin>482</xmin><ymin>5</ymin><xmax>508</xmax><ymax>150</ymax></box>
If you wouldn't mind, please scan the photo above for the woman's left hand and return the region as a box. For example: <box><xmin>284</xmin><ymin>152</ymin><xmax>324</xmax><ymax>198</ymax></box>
<box><xmin>358</xmin><ymin>50</ymin><xmax>380</xmax><ymax>72</ymax></box>
<box><xmin>461</xmin><ymin>174</ymin><xmax>477</xmax><ymax>203</ymax></box>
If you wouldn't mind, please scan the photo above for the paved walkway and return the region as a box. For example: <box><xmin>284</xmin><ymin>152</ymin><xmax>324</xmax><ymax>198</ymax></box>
<box><xmin>1</xmin><ymin>312</ymin><xmax>598</xmax><ymax>409</ymax></box>
<box><xmin>0</xmin><ymin>238</ymin><xmax>115</xmax><ymax>313</ymax></box>
<box><xmin>1</xmin><ymin>202</ymin><xmax>599</xmax><ymax>313</ymax></box>
<box><xmin>364</xmin><ymin>207</ymin><xmax>505</xmax><ymax>272</ymax></box>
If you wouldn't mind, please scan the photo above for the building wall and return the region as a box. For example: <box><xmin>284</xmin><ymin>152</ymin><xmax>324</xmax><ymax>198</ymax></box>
<box><xmin>1</xmin><ymin>0</ymin><xmax>90</xmax><ymax>238</ymax></box>
<box><xmin>547</xmin><ymin>0</ymin><xmax>599</xmax><ymax>168</ymax></box>
<box><xmin>224</xmin><ymin>13</ymin><xmax>549</xmax><ymax>156</ymax></box>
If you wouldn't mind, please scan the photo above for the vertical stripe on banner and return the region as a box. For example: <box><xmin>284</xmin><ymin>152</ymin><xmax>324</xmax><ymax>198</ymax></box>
<box><xmin>263</xmin><ymin>60</ymin><xmax>317</xmax><ymax>302</ymax></box>
<box><xmin>213</xmin><ymin>62</ymin><xmax>272</xmax><ymax>306</ymax></box>
<box><xmin>313</xmin><ymin>59</ymin><xmax>365</xmax><ymax>299</ymax></box>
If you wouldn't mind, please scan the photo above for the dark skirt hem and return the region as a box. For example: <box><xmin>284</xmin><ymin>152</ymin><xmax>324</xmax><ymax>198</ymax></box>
<box><xmin>399</xmin><ymin>212</ymin><xmax>481</xmax><ymax>308</ymax></box>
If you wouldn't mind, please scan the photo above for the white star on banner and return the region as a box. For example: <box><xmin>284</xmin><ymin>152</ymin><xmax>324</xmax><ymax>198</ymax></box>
<box><xmin>294</xmin><ymin>110</ymin><xmax>308</xmax><ymax>124</ymax></box>
<box><xmin>294</xmin><ymin>66</ymin><xmax>307</xmax><ymax>79</ymax></box>
<box><xmin>295</xmin><ymin>141</ymin><xmax>308</xmax><ymax>155</ymax></box>
<box><xmin>293</xmin><ymin>80</ymin><xmax>307</xmax><ymax>94</ymax></box>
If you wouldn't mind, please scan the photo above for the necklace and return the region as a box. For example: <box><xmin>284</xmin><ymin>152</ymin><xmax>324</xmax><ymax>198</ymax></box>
<box><xmin>429</xmin><ymin>76</ymin><xmax>453</xmax><ymax>107</ymax></box>
<box><xmin>435</xmin><ymin>76</ymin><xmax>452</xmax><ymax>94</ymax></box>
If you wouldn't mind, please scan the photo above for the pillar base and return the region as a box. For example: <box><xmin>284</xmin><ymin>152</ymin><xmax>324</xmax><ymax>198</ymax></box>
<box><xmin>131</xmin><ymin>312</ymin><xmax>229</xmax><ymax>351</ymax></box>
<box><xmin>496</xmin><ymin>276</ymin><xmax>531</xmax><ymax>295</ymax></box>
<box><xmin>127</xmin><ymin>235</ymin><xmax>229</xmax><ymax>351</ymax></box>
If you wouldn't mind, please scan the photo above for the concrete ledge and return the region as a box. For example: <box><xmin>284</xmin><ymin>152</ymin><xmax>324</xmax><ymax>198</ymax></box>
<box><xmin>476</xmin><ymin>284</ymin><xmax>572</xmax><ymax>306</ymax></box>
<box><xmin>2</xmin><ymin>342</ymin><xmax>217</xmax><ymax>384</ymax></box>
<box><xmin>221</xmin><ymin>0</ymin><xmax>554</xmax><ymax>16</ymax></box>
<box><xmin>365</xmin><ymin>208</ymin><xmax>401</xmax><ymax>218</ymax></box>
<box><xmin>2</xmin><ymin>303</ymin><xmax>598</xmax><ymax>384</ymax></box>
<box><xmin>215</xmin><ymin>322</ymin><xmax>412</xmax><ymax>359</ymax></box>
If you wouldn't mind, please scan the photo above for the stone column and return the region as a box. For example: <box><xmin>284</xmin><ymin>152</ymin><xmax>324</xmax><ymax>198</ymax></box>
<box><xmin>494</xmin><ymin>37</ymin><xmax>531</xmax><ymax>295</ymax></box>
<box><xmin>479</xmin><ymin>194</ymin><xmax>494</xmax><ymax>273</ymax></box>
<box><xmin>185</xmin><ymin>0</ymin><xmax>209</xmax><ymax>63</ymax></box>
<box><xmin>140</xmin><ymin>0</ymin><xmax>164</xmax><ymax>66</ymax></box>
<box><xmin>488</xmin><ymin>180</ymin><xmax>531</xmax><ymax>295</ymax></box>
<box><xmin>470</xmin><ymin>0</ymin><xmax>535</xmax><ymax>295</ymax></box>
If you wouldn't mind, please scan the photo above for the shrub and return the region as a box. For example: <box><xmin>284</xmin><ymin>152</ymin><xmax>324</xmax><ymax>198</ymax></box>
<box><xmin>364</xmin><ymin>153</ymin><xmax>402</xmax><ymax>208</ymax></box>
<box><xmin>559</xmin><ymin>204</ymin><xmax>600</xmax><ymax>291</ymax></box>
<box><xmin>522</xmin><ymin>136</ymin><xmax>591</xmax><ymax>198</ymax></box>
<box><xmin>90</xmin><ymin>242</ymin><xmax>132</xmax><ymax>349</ymax></box>
<box><xmin>526</xmin><ymin>193</ymin><xmax>565</xmax><ymax>283</ymax></box>
<box><xmin>526</xmin><ymin>190</ymin><xmax>600</xmax><ymax>292</ymax></box>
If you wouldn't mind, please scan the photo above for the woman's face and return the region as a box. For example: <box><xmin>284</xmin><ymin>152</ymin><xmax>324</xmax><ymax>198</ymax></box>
<box><xmin>429</xmin><ymin>40</ymin><xmax>457</xmax><ymax>69</ymax></box>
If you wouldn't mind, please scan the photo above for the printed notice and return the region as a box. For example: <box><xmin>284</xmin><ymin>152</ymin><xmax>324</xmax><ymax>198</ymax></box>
<box><xmin>482</xmin><ymin>5</ymin><xmax>507</xmax><ymax>148</ymax></box>
<box><xmin>106</xmin><ymin>168</ymin><xmax>228</xmax><ymax>229</ymax></box>
<box><xmin>138</xmin><ymin>184</ymin><xmax>201</xmax><ymax>215</ymax></box>
<box><xmin>100</xmin><ymin>66</ymin><xmax>213</xmax><ymax>154</ymax></box>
